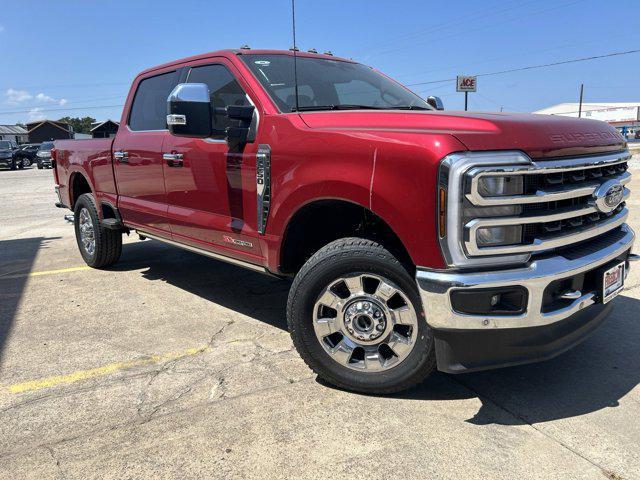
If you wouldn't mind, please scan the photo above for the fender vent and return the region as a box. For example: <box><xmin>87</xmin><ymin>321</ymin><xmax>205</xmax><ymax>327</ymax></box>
<box><xmin>256</xmin><ymin>144</ymin><xmax>271</xmax><ymax>234</ymax></box>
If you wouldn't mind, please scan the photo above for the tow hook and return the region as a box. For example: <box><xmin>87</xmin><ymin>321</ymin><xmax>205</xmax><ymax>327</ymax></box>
<box><xmin>64</xmin><ymin>214</ymin><xmax>74</xmax><ymax>223</ymax></box>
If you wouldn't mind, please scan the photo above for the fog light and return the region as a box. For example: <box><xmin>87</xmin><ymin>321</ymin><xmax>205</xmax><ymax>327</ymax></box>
<box><xmin>478</xmin><ymin>175</ymin><xmax>523</xmax><ymax>197</ymax></box>
<box><xmin>451</xmin><ymin>287</ymin><xmax>527</xmax><ymax>316</ymax></box>
<box><xmin>477</xmin><ymin>225</ymin><xmax>522</xmax><ymax>247</ymax></box>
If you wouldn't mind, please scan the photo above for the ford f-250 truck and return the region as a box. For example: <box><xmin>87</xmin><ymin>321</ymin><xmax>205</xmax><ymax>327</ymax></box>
<box><xmin>52</xmin><ymin>48</ymin><xmax>635</xmax><ymax>394</ymax></box>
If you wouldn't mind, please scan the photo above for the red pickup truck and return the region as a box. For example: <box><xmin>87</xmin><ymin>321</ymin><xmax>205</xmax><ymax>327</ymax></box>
<box><xmin>53</xmin><ymin>48</ymin><xmax>634</xmax><ymax>393</ymax></box>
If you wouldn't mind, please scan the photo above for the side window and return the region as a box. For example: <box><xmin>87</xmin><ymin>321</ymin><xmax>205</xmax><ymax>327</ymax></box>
<box><xmin>187</xmin><ymin>64</ymin><xmax>249</xmax><ymax>138</ymax></box>
<box><xmin>129</xmin><ymin>70</ymin><xmax>179</xmax><ymax>131</ymax></box>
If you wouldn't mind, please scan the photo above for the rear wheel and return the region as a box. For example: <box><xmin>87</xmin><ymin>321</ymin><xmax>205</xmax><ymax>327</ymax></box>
<box><xmin>287</xmin><ymin>238</ymin><xmax>436</xmax><ymax>394</ymax></box>
<box><xmin>74</xmin><ymin>193</ymin><xmax>122</xmax><ymax>268</ymax></box>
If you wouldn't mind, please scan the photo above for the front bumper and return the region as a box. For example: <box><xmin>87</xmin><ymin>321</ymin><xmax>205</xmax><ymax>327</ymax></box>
<box><xmin>416</xmin><ymin>224</ymin><xmax>635</xmax><ymax>372</ymax></box>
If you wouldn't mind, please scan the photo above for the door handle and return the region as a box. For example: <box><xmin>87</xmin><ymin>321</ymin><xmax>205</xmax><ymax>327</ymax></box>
<box><xmin>163</xmin><ymin>152</ymin><xmax>184</xmax><ymax>167</ymax></box>
<box><xmin>114</xmin><ymin>151</ymin><xmax>129</xmax><ymax>163</ymax></box>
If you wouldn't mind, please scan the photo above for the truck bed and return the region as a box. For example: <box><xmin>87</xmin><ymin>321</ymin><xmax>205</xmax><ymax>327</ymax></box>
<box><xmin>54</xmin><ymin>138</ymin><xmax>116</xmax><ymax>209</ymax></box>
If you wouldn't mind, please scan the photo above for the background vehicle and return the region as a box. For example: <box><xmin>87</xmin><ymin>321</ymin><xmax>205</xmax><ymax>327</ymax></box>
<box><xmin>52</xmin><ymin>49</ymin><xmax>634</xmax><ymax>394</ymax></box>
<box><xmin>0</xmin><ymin>140</ymin><xmax>21</xmax><ymax>170</ymax></box>
<box><xmin>36</xmin><ymin>141</ymin><xmax>54</xmax><ymax>169</ymax></box>
<box><xmin>13</xmin><ymin>143</ymin><xmax>40</xmax><ymax>167</ymax></box>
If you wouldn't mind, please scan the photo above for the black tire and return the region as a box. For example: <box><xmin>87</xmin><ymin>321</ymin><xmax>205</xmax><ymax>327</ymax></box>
<box><xmin>287</xmin><ymin>237</ymin><xmax>436</xmax><ymax>394</ymax></box>
<box><xmin>37</xmin><ymin>161</ymin><xmax>43</xmax><ymax>169</ymax></box>
<box><xmin>10</xmin><ymin>159</ymin><xmax>17</xmax><ymax>170</ymax></box>
<box><xmin>73</xmin><ymin>193</ymin><xmax>122</xmax><ymax>268</ymax></box>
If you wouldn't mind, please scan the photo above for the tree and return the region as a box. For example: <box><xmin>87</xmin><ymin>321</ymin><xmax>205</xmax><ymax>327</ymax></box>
<box><xmin>57</xmin><ymin>116</ymin><xmax>96</xmax><ymax>134</ymax></box>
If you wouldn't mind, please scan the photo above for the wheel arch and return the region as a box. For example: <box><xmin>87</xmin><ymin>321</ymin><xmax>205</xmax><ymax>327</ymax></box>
<box><xmin>278</xmin><ymin>197</ymin><xmax>415</xmax><ymax>276</ymax></box>
<box><xmin>68</xmin><ymin>171</ymin><xmax>94</xmax><ymax>211</ymax></box>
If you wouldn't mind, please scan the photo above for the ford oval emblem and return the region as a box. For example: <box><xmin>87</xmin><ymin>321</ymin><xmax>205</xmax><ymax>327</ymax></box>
<box><xmin>593</xmin><ymin>180</ymin><xmax>624</xmax><ymax>213</ymax></box>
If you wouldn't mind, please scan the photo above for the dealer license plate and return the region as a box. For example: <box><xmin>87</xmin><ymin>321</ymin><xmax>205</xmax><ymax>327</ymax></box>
<box><xmin>602</xmin><ymin>262</ymin><xmax>625</xmax><ymax>304</ymax></box>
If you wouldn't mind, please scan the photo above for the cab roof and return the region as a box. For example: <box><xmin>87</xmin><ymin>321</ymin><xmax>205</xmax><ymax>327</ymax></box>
<box><xmin>138</xmin><ymin>49</ymin><xmax>356</xmax><ymax>76</ymax></box>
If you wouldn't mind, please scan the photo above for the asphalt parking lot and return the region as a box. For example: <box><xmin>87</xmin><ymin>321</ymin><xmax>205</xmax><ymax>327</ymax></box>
<box><xmin>1</xmin><ymin>161</ymin><xmax>640</xmax><ymax>480</ymax></box>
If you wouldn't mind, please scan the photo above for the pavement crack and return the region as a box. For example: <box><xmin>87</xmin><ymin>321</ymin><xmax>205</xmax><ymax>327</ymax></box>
<box><xmin>43</xmin><ymin>445</ymin><xmax>66</xmax><ymax>480</ymax></box>
<box><xmin>208</xmin><ymin>320</ymin><xmax>235</xmax><ymax>347</ymax></box>
<box><xmin>452</xmin><ymin>376</ymin><xmax>622</xmax><ymax>479</ymax></box>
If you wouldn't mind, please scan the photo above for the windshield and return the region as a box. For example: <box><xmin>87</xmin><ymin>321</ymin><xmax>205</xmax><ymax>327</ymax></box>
<box><xmin>240</xmin><ymin>54</ymin><xmax>431</xmax><ymax>112</ymax></box>
<box><xmin>39</xmin><ymin>142</ymin><xmax>54</xmax><ymax>151</ymax></box>
<box><xmin>0</xmin><ymin>141</ymin><xmax>12</xmax><ymax>150</ymax></box>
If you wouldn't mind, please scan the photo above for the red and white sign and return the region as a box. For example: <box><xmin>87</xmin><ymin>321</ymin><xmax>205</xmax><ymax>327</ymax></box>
<box><xmin>456</xmin><ymin>76</ymin><xmax>477</xmax><ymax>92</ymax></box>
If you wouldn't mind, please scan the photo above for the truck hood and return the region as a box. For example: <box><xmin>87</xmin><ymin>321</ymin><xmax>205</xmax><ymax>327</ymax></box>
<box><xmin>299</xmin><ymin>110</ymin><xmax>626</xmax><ymax>158</ymax></box>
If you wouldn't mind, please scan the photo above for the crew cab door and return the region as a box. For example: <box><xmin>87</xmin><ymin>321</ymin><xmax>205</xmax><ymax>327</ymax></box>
<box><xmin>162</xmin><ymin>60</ymin><xmax>263</xmax><ymax>261</ymax></box>
<box><xmin>113</xmin><ymin>69</ymin><xmax>180</xmax><ymax>235</ymax></box>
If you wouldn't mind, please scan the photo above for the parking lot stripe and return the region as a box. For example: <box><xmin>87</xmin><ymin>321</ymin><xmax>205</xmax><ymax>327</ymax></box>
<box><xmin>0</xmin><ymin>266</ymin><xmax>91</xmax><ymax>280</ymax></box>
<box><xmin>29</xmin><ymin>265</ymin><xmax>92</xmax><ymax>277</ymax></box>
<box><xmin>5</xmin><ymin>346</ymin><xmax>210</xmax><ymax>394</ymax></box>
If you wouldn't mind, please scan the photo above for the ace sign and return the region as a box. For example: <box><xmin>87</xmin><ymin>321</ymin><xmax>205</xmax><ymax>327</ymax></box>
<box><xmin>456</xmin><ymin>76</ymin><xmax>477</xmax><ymax>92</ymax></box>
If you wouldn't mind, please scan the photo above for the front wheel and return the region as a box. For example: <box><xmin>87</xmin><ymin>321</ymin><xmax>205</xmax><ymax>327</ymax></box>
<box><xmin>74</xmin><ymin>193</ymin><xmax>122</xmax><ymax>268</ymax></box>
<box><xmin>287</xmin><ymin>238</ymin><xmax>436</xmax><ymax>394</ymax></box>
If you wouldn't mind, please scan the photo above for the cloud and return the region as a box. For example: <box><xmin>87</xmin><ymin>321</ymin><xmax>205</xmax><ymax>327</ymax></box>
<box><xmin>6</xmin><ymin>88</ymin><xmax>33</xmax><ymax>104</ymax></box>
<box><xmin>35</xmin><ymin>93</ymin><xmax>55</xmax><ymax>103</ymax></box>
<box><xmin>5</xmin><ymin>89</ymin><xmax>67</xmax><ymax>107</ymax></box>
<box><xmin>27</xmin><ymin>107</ymin><xmax>45</xmax><ymax>122</ymax></box>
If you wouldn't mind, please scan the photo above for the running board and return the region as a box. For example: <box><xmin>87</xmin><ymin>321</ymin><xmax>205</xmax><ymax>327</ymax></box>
<box><xmin>137</xmin><ymin>230</ymin><xmax>268</xmax><ymax>274</ymax></box>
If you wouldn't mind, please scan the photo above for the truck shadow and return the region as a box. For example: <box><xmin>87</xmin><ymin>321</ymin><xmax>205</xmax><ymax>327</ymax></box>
<box><xmin>395</xmin><ymin>294</ymin><xmax>640</xmax><ymax>425</ymax></box>
<box><xmin>0</xmin><ymin>237</ymin><xmax>59</xmax><ymax>363</ymax></box>
<box><xmin>111</xmin><ymin>239</ymin><xmax>639</xmax><ymax>425</ymax></box>
<box><xmin>110</xmin><ymin>239</ymin><xmax>290</xmax><ymax>331</ymax></box>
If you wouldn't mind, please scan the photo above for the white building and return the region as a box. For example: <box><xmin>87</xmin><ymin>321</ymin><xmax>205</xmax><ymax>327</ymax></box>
<box><xmin>0</xmin><ymin>125</ymin><xmax>28</xmax><ymax>144</ymax></box>
<box><xmin>534</xmin><ymin>102</ymin><xmax>640</xmax><ymax>137</ymax></box>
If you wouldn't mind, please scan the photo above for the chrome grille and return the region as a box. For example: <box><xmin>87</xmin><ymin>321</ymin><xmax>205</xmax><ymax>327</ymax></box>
<box><xmin>463</xmin><ymin>150</ymin><xmax>630</xmax><ymax>257</ymax></box>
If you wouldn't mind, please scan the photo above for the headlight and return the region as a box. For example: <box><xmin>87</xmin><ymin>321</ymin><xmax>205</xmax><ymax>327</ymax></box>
<box><xmin>476</xmin><ymin>225</ymin><xmax>523</xmax><ymax>247</ymax></box>
<box><xmin>438</xmin><ymin>151</ymin><xmax>532</xmax><ymax>268</ymax></box>
<box><xmin>477</xmin><ymin>175</ymin><xmax>523</xmax><ymax>196</ymax></box>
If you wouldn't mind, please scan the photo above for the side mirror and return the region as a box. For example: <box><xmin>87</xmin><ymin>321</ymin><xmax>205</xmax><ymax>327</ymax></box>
<box><xmin>427</xmin><ymin>96</ymin><xmax>444</xmax><ymax>111</ymax></box>
<box><xmin>167</xmin><ymin>83</ymin><xmax>212</xmax><ymax>138</ymax></box>
<box><xmin>224</xmin><ymin>105</ymin><xmax>256</xmax><ymax>144</ymax></box>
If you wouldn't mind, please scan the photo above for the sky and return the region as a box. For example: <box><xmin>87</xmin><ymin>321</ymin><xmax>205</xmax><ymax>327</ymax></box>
<box><xmin>0</xmin><ymin>0</ymin><xmax>638</xmax><ymax>125</ymax></box>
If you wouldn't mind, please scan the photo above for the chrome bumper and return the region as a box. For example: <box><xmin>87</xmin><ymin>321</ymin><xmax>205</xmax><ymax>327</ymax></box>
<box><xmin>417</xmin><ymin>225</ymin><xmax>635</xmax><ymax>330</ymax></box>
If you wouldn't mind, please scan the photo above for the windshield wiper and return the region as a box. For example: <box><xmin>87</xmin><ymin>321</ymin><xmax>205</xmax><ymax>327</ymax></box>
<box><xmin>388</xmin><ymin>105</ymin><xmax>431</xmax><ymax>110</ymax></box>
<box><xmin>292</xmin><ymin>104</ymin><xmax>431</xmax><ymax>112</ymax></box>
<box><xmin>292</xmin><ymin>104</ymin><xmax>387</xmax><ymax>112</ymax></box>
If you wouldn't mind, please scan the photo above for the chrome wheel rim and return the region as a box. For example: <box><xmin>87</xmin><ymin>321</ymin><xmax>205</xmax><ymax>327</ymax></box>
<box><xmin>313</xmin><ymin>273</ymin><xmax>419</xmax><ymax>372</ymax></box>
<box><xmin>78</xmin><ymin>208</ymin><xmax>96</xmax><ymax>256</ymax></box>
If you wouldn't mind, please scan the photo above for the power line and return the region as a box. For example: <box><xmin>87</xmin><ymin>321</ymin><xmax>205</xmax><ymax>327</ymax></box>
<box><xmin>369</xmin><ymin>0</ymin><xmax>583</xmax><ymax>59</ymax></box>
<box><xmin>0</xmin><ymin>104</ymin><xmax>124</xmax><ymax>115</ymax></box>
<box><xmin>406</xmin><ymin>49</ymin><xmax>640</xmax><ymax>87</ymax></box>
<box><xmin>354</xmin><ymin>0</ymin><xmax>533</xmax><ymax>55</ymax></box>
<box><xmin>1</xmin><ymin>50</ymin><xmax>638</xmax><ymax>118</ymax></box>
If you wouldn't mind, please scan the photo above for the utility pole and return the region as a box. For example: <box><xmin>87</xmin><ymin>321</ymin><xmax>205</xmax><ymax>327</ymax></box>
<box><xmin>578</xmin><ymin>83</ymin><xmax>584</xmax><ymax>118</ymax></box>
<box><xmin>464</xmin><ymin>91</ymin><xmax>468</xmax><ymax>111</ymax></box>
